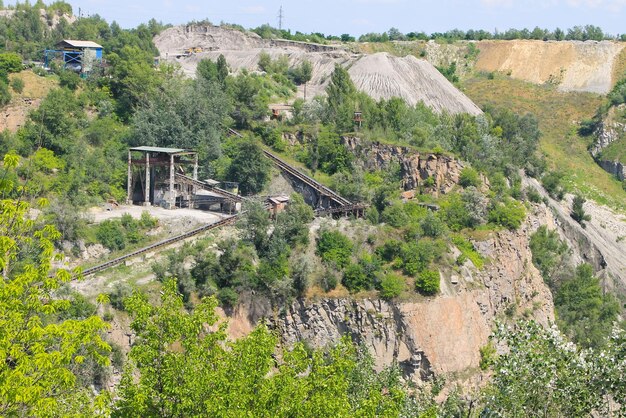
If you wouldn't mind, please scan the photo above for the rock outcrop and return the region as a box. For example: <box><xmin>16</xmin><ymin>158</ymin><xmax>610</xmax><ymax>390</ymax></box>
<box><xmin>268</xmin><ymin>213</ymin><xmax>553</xmax><ymax>383</ymax></box>
<box><xmin>475</xmin><ymin>40</ymin><xmax>625</xmax><ymax>94</ymax></box>
<box><xmin>342</xmin><ymin>136</ymin><xmax>464</xmax><ymax>195</ymax></box>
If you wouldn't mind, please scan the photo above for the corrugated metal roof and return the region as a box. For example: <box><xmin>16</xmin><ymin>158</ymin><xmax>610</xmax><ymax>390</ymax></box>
<box><xmin>130</xmin><ymin>146</ymin><xmax>194</xmax><ymax>154</ymax></box>
<box><xmin>58</xmin><ymin>40</ymin><xmax>103</xmax><ymax>49</ymax></box>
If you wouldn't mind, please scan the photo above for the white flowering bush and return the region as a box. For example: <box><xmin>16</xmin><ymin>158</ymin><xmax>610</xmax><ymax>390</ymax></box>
<box><xmin>483</xmin><ymin>320</ymin><xmax>626</xmax><ymax>417</ymax></box>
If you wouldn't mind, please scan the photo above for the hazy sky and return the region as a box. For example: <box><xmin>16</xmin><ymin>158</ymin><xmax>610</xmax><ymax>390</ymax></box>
<box><xmin>17</xmin><ymin>0</ymin><xmax>626</xmax><ymax>36</ymax></box>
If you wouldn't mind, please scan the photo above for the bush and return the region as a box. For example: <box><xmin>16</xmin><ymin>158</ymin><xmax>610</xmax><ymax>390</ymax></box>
<box><xmin>379</xmin><ymin>273</ymin><xmax>405</xmax><ymax>299</ymax></box>
<box><xmin>320</xmin><ymin>268</ymin><xmax>338</xmax><ymax>292</ymax></box>
<box><xmin>542</xmin><ymin>171</ymin><xmax>565</xmax><ymax>200</ymax></box>
<box><xmin>419</xmin><ymin>211</ymin><xmax>447</xmax><ymax>238</ymax></box>
<box><xmin>381</xmin><ymin>202</ymin><xmax>409</xmax><ymax>228</ymax></box>
<box><xmin>415</xmin><ymin>269</ymin><xmax>440</xmax><ymax>295</ymax></box>
<box><xmin>459</xmin><ymin>167</ymin><xmax>481</xmax><ymax>188</ymax></box>
<box><xmin>316</xmin><ymin>230</ymin><xmax>353</xmax><ymax>268</ymax></box>
<box><xmin>96</xmin><ymin>220</ymin><xmax>127</xmax><ymax>251</ymax></box>
<box><xmin>529</xmin><ymin>225</ymin><xmax>568</xmax><ymax>282</ymax></box>
<box><xmin>342</xmin><ymin>263</ymin><xmax>369</xmax><ymax>292</ymax></box>
<box><xmin>488</xmin><ymin>198</ymin><xmax>526</xmax><ymax>230</ymax></box>
<box><xmin>525</xmin><ymin>187</ymin><xmax>543</xmax><ymax>203</ymax></box>
<box><xmin>0</xmin><ymin>80</ymin><xmax>11</xmax><ymax>107</ymax></box>
<box><xmin>58</xmin><ymin>70</ymin><xmax>81</xmax><ymax>91</ymax></box>
<box><xmin>108</xmin><ymin>283</ymin><xmax>133</xmax><ymax>311</ymax></box>
<box><xmin>217</xmin><ymin>287</ymin><xmax>239</xmax><ymax>308</ymax></box>
<box><xmin>571</xmin><ymin>194</ymin><xmax>591</xmax><ymax>227</ymax></box>
<box><xmin>10</xmin><ymin>77</ymin><xmax>24</xmax><ymax>93</ymax></box>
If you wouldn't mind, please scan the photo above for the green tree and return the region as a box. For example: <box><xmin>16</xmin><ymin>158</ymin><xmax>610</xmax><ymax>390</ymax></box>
<box><xmin>571</xmin><ymin>194</ymin><xmax>591</xmax><ymax>227</ymax></box>
<box><xmin>316</xmin><ymin>229</ymin><xmax>353</xmax><ymax>268</ymax></box>
<box><xmin>114</xmin><ymin>279</ymin><xmax>407</xmax><ymax>417</ymax></box>
<box><xmin>226</xmin><ymin>138</ymin><xmax>271</xmax><ymax>195</ymax></box>
<box><xmin>326</xmin><ymin>64</ymin><xmax>357</xmax><ymax>132</ymax></box>
<box><xmin>529</xmin><ymin>225</ymin><xmax>568</xmax><ymax>283</ymax></box>
<box><xmin>555</xmin><ymin>264</ymin><xmax>619</xmax><ymax>348</ymax></box>
<box><xmin>459</xmin><ymin>166</ymin><xmax>480</xmax><ymax>188</ymax></box>
<box><xmin>483</xmin><ymin>321</ymin><xmax>624</xmax><ymax>417</ymax></box>
<box><xmin>0</xmin><ymin>154</ymin><xmax>111</xmax><ymax>416</ymax></box>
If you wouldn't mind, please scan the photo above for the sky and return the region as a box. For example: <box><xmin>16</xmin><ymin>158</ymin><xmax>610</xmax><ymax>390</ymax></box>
<box><xmin>11</xmin><ymin>0</ymin><xmax>626</xmax><ymax>36</ymax></box>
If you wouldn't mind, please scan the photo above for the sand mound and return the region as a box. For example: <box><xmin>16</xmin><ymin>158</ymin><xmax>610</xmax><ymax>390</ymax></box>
<box><xmin>154</xmin><ymin>25</ymin><xmax>482</xmax><ymax>115</ymax></box>
<box><xmin>476</xmin><ymin>40</ymin><xmax>626</xmax><ymax>94</ymax></box>
<box><xmin>348</xmin><ymin>53</ymin><xmax>482</xmax><ymax>114</ymax></box>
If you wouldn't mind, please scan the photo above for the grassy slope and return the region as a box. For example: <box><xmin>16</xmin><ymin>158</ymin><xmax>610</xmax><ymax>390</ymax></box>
<box><xmin>463</xmin><ymin>74</ymin><xmax>626</xmax><ymax>211</ymax></box>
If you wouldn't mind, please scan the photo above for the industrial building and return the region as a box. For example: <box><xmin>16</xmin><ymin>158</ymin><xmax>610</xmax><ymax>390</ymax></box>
<box><xmin>126</xmin><ymin>146</ymin><xmax>242</xmax><ymax>212</ymax></box>
<box><xmin>44</xmin><ymin>39</ymin><xmax>103</xmax><ymax>74</ymax></box>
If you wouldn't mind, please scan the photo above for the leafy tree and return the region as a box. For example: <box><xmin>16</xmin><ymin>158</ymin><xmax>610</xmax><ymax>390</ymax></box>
<box><xmin>316</xmin><ymin>229</ymin><xmax>353</xmax><ymax>268</ymax></box>
<box><xmin>226</xmin><ymin>138</ymin><xmax>271</xmax><ymax>195</ymax></box>
<box><xmin>0</xmin><ymin>153</ymin><xmax>111</xmax><ymax>416</ymax></box>
<box><xmin>529</xmin><ymin>225</ymin><xmax>568</xmax><ymax>283</ymax></box>
<box><xmin>130</xmin><ymin>76</ymin><xmax>229</xmax><ymax>172</ymax></box>
<box><xmin>571</xmin><ymin>194</ymin><xmax>591</xmax><ymax>227</ymax></box>
<box><xmin>326</xmin><ymin>64</ymin><xmax>357</xmax><ymax>132</ymax></box>
<box><xmin>114</xmin><ymin>279</ymin><xmax>407</xmax><ymax>417</ymax></box>
<box><xmin>555</xmin><ymin>264</ymin><xmax>619</xmax><ymax>348</ymax></box>
<box><xmin>542</xmin><ymin>171</ymin><xmax>565</xmax><ymax>200</ymax></box>
<box><xmin>483</xmin><ymin>321</ymin><xmax>624</xmax><ymax>417</ymax></box>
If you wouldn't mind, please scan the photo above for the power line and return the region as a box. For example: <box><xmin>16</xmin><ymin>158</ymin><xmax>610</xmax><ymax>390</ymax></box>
<box><xmin>277</xmin><ymin>5</ymin><xmax>284</xmax><ymax>30</ymax></box>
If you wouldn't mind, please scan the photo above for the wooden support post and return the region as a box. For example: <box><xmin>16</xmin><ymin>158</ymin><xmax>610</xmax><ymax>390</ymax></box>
<box><xmin>127</xmin><ymin>150</ymin><xmax>132</xmax><ymax>204</ymax></box>
<box><xmin>144</xmin><ymin>152</ymin><xmax>151</xmax><ymax>206</ymax></box>
<box><xmin>193</xmin><ymin>153</ymin><xmax>198</xmax><ymax>180</ymax></box>
<box><xmin>168</xmin><ymin>153</ymin><xmax>175</xmax><ymax>209</ymax></box>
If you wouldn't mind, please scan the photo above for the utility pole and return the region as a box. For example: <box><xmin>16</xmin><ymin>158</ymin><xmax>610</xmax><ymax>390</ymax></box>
<box><xmin>277</xmin><ymin>6</ymin><xmax>284</xmax><ymax>31</ymax></box>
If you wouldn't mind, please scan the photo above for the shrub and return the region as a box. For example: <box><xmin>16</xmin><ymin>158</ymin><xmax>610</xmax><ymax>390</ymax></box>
<box><xmin>525</xmin><ymin>187</ymin><xmax>543</xmax><ymax>203</ymax></box>
<box><xmin>58</xmin><ymin>70</ymin><xmax>81</xmax><ymax>91</ymax></box>
<box><xmin>0</xmin><ymin>80</ymin><xmax>11</xmax><ymax>106</ymax></box>
<box><xmin>96</xmin><ymin>220</ymin><xmax>127</xmax><ymax>251</ymax></box>
<box><xmin>379</xmin><ymin>273</ymin><xmax>405</xmax><ymax>299</ymax></box>
<box><xmin>342</xmin><ymin>263</ymin><xmax>369</xmax><ymax>292</ymax></box>
<box><xmin>542</xmin><ymin>171</ymin><xmax>565</xmax><ymax>200</ymax></box>
<box><xmin>320</xmin><ymin>268</ymin><xmax>339</xmax><ymax>292</ymax></box>
<box><xmin>459</xmin><ymin>167</ymin><xmax>481</xmax><ymax>188</ymax></box>
<box><xmin>217</xmin><ymin>287</ymin><xmax>239</xmax><ymax>308</ymax></box>
<box><xmin>419</xmin><ymin>211</ymin><xmax>447</xmax><ymax>238</ymax></box>
<box><xmin>10</xmin><ymin>77</ymin><xmax>24</xmax><ymax>93</ymax></box>
<box><xmin>571</xmin><ymin>194</ymin><xmax>591</xmax><ymax>227</ymax></box>
<box><xmin>415</xmin><ymin>269</ymin><xmax>440</xmax><ymax>295</ymax></box>
<box><xmin>488</xmin><ymin>198</ymin><xmax>526</xmax><ymax>230</ymax></box>
<box><xmin>529</xmin><ymin>225</ymin><xmax>568</xmax><ymax>282</ymax></box>
<box><xmin>140</xmin><ymin>211</ymin><xmax>158</xmax><ymax>228</ymax></box>
<box><xmin>381</xmin><ymin>201</ymin><xmax>409</xmax><ymax>228</ymax></box>
<box><xmin>316</xmin><ymin>229</ymin><xmax>353</xmax><ymax>268</ymax></box>
<box><xmin>479</xmin><ymin>342</ymin><xmax>496</xmax><ymax>370</ymax></box>
<box><xmin>108</xmin><ymin>283</ymin><xmax>133</xmax><ymax>311</ymax></box>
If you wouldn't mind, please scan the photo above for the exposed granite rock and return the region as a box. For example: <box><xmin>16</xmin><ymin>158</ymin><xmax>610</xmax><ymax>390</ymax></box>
<box><xmin>342</xmin><ymin>136</ymin><xmax>464</xmax><ymax>195</ymax></box>
<box><xmin>597</xmin><ymin>159</ymin><xmax>626</xmax><ymax>181</ymax></box>
<box><xmin>263</xmin><ymin>214</ymin><xmax>553</xmax><ymax>383</ymax></box>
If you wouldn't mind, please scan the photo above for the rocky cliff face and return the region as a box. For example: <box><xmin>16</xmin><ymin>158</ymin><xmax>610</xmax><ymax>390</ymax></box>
<box><xmin>590</xmin><ymin>104</ymin><xmax>626</xmax><ymax>180</ymax></box>
<box><xmin>597</xmin><ymin>160</ymin><xmax>626</xmax><ymax>181</ymax></box>
<box><xmin>226</xmin><ymin>211</ymin><xmax>554</xmax><ymax>384</ymax></box>
<box><xmin>342</xmin><ymin>136</ymin><xmax>464</xmax><ymax>195</ymax></box>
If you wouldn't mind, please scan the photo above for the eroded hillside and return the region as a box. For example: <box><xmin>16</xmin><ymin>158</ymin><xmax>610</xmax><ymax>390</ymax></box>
<box><xmin>153</xmin><ymin>24</ymin><xmax>482</xmax><ymax>115</ymax></box>
<box><xmin>474</xmin><ymin>40</ymin><xmax>625</xmax><ymax>94</ymax></box>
